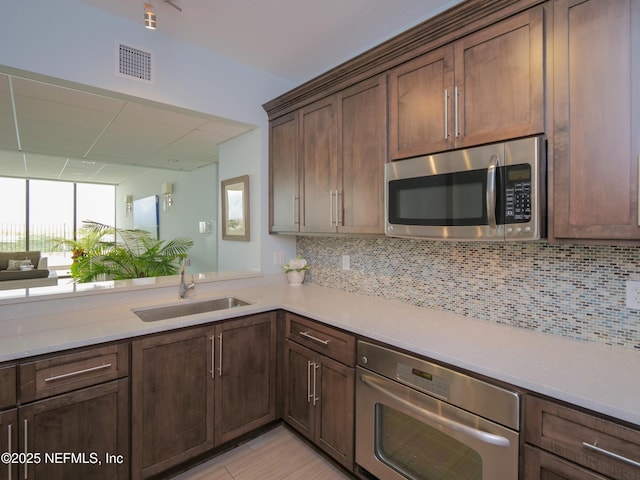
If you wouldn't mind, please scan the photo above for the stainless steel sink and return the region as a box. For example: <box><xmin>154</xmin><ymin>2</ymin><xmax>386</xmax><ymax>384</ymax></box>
<box><xmin>133</xmin><ymin>296</ymin><xmax>251</xmax><ymax>322</ymax></box>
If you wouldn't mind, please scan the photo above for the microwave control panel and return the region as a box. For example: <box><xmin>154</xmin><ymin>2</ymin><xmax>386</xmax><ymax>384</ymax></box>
<box><xmin>504</xmin><ymin>164</ymin><xmax>532</xmax><ymax>224</ymax></box>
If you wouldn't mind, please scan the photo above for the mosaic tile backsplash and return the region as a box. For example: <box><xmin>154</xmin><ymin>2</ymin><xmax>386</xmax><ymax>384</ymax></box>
<box><xmin>297</xmin><ymin>236</ymin><xmax>640</xmax><ymax>350</ymax></box>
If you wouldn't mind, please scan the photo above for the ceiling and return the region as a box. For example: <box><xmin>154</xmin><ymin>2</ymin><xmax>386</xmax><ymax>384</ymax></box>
<box><xmin>0</xmin><ymin>73</ymin><xmax>253</xmax><ymax>184</ymax></box>
<box><xmin>1</xmin><ymin>0</ymin><xmax>463</xmax><ymax>185</ymax></box>
<box><xmin>77</xmin><ymin>0</ymin><xmax>464</xmax><ymax>84</ymax></box>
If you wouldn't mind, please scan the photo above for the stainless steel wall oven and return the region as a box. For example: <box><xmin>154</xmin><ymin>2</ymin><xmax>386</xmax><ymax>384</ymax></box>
<box><xmin>355</xmin><ymin>341</ymin><xmax>520</xmax><ymax>480</ymax></box>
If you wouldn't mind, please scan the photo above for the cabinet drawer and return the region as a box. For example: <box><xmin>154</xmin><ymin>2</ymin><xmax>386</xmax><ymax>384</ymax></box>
<box><xmin>0</xmin><ymin>365</ymin><xmax>16</xmax><ymax>409</ymax></box>
<box><xmin>285</xmin><ymin>313</ymin><xmax>355</xmax><ymax>366</ymax></box>
<box><xmin>20</xmin><ymin>343</ymin><xmax>129</xmax><ymax>403</ymax></box>
<box><xmin>525</xmin><ymin>395</ymin><xmax>640</xmax><ymax>480</ymax></box>
<box><xmin>524</xmin><ymin>445</ymin><xmax>610</xmax><ymax>480</ymax></box>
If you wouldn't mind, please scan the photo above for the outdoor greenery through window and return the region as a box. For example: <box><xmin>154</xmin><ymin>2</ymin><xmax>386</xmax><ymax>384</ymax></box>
<box><xmin>0</xmin><ymin>177</ymin><xmax>115</xmax><ymax>269</ymax></box>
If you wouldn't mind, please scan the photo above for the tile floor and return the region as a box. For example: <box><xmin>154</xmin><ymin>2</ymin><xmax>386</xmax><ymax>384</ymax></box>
<box><xmin>171</xmin><ymin>425</ymin><xmax>354</xmax><ymax>480</ymax></box>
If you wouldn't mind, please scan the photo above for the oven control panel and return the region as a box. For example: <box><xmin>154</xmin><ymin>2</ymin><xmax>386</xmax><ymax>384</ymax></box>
<box><xmin>396</xmin><ymin>363</ymin><xmax>449</xmax><ymax>400</ymax></box>
<box><xmin>358</xmin><ymin>340</ymin><xmax>521</xmax><ymax>431</ymax></box>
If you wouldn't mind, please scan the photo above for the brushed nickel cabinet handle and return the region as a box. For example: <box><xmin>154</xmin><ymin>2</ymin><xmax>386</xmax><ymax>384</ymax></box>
<box><xmin>210</xmin><ymin>335</ymin><xmax>215</xmax><ymax>379</ymax></box>
<box><xmin>44</xmin><ymin>363</ymin><xmax>112</xmax><ymax>383</ymax></box>
<box><xmin>7</xmin><ymin>423</ymin><xmax>11</xmax><ymax>480</ymax></box>
<box><xmin>313</xmin><ymin>363</ymin><xmax>320</xmax><ymax>406</ymax></box>
<box><xmin>293</xmin><ymin>196</ymin><xmax>300</xmax><ymax>225</ymax></box>
<box><xmin>23</xmin><ymin>420</ymin><xmax>27</xmax><ymax>480</ymax></box>
<box><xmin>329</xmin><ymin>191</ymin><xmax>335</xmax><ymax>226</ymax></box>
<box><xmin>582</xmin><ymin>441</ymin><xmax>640</xmax><ymax>468</ymax></box>
<box><xmin>444</xmin><ymin>89</ymin><xmax>449</xmax><ymax>139</ymax></box>
<box><xmin>299</xmin><ymin>331</ymin><xmax>330</xmax><ymax>345</ymax></box>
<box><xmin>307</xmin><ymin>361</ymin><xmax>313</xmax><ymax>404</ymax></box>
<box><xmin>454</xmin><ymin>86</ymin><xmax>460</xmax><ymax>138</ymax></box>
<box><xmin>218</xmin><ymin>333</ymin><xmax>223</xmax><ymax>377</ymax></box>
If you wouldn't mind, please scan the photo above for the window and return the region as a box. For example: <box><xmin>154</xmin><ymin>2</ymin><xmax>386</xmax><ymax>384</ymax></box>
<box><xmin>0</xmin><ymin>177</ymin><xmax>26</xmax><ymax>251</ymax></box>
<box><xmin>0</xmin><ymin>177</ymin><xmax>115</xmax><ymax>268</ymax></box>
<box><xmin>29</xmin><ymin>179</ymin><xmax>74</xmax><ymax>253</ymax></box>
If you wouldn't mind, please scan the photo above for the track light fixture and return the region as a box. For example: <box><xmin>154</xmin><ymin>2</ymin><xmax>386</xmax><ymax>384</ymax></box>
<box><xmin>143</xmin><ymin>3</ymin><xmax>156</xmax><ymax>29</ymax></box>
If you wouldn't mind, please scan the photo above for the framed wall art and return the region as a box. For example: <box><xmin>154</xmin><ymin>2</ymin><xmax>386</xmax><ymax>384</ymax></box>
<box><xmin>221</xmin><ymin>175</ymin><xmax>249</xmax><ymax>241</ymax></box>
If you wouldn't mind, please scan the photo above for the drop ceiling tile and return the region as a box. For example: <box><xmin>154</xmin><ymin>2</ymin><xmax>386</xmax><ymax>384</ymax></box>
<box><xmin>0</xmin><ymin>76</ymin><xmax>19</xmax><ymax>151</ymax></box>
<box><xmin>0</xmin><ymin>150</ymin><xmax>27</xmax><ymax>177</ymax></box>
<box><xmin>21</xmin><ymin>152</ymin><xmax>68</xmax><ymax>179</ymax></box>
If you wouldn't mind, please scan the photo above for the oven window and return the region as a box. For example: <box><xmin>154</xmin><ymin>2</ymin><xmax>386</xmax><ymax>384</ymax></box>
<box><xmin>374</xmin><ymin>404</ymin><xmax>482</xmax><ymax>480</ymax></box>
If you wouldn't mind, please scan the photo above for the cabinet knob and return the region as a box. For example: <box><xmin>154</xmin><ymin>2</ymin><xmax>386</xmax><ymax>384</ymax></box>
<box><xmin>361</xmin><ymin>356</ymin><xmax>368</xmax><ymax>364</ymax></box>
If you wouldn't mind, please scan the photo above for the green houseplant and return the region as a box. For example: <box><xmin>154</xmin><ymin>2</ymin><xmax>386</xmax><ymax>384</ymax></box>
<box><xmin>55</xmin><ymin>220</ymin><xmax>193</xmax><ymax>283</ymax></box>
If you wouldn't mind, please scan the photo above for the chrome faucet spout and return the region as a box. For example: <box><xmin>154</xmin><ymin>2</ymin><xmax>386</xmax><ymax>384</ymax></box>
<box><xmin>179</xmin><ymin>258</ymin><xmax>195</xmax><ymax>299</ymax></box>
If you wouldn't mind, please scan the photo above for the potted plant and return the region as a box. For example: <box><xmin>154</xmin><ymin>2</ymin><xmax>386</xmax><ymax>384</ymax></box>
<box><xmin>282</xmin><ymin>255</ymin><xmax>310</xmax><ymax>286</ymax></box>
<box><xmin>55</xmin><ymin>220</ymin><xmax>193</xmax><ymax>283</ymax></box>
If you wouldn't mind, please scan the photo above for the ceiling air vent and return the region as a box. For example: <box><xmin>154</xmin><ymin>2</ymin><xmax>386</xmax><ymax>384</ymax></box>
<box><xmin>117</xmin><ymin>43</ymin><xmax>153</xmax><ymax>83</ymax></box>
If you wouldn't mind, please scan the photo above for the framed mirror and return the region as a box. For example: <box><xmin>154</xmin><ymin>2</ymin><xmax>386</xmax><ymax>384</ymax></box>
<box><xmin>221</xmin><ymin>175</ymin><xmax>250</xmax><ymax>241</ymax></box>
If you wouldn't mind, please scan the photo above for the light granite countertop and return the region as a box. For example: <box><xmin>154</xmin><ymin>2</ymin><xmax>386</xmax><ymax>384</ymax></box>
<box><xmin>1</xmin><ymin>275</ymin><xmax>638</xmax><ymax>427</ymax></box>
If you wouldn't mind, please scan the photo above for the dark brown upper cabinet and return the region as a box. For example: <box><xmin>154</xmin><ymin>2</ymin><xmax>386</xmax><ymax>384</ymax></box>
<box><xmin>388</xmin><ymin>6</ymin><xmax>544</xmax><ymax>160</ymax></box>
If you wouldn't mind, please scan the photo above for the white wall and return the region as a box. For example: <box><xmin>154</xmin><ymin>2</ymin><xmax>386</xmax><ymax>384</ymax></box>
<box><xmin>116</xmin><ymin>164</ymin><xmax>218</xmax><ymax>273</ymax></box>
<box><xmin>217</xmin><ymin>130</ymin><xmax>295</xmax><ymax>273</ymax></box>
<box><xmin>0</xmin><ymin>0</ymin><xmax>297</xmax><ymax>275</ymax></box>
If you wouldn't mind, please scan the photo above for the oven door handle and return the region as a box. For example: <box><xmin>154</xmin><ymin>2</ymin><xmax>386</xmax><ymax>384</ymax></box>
<box><xmin>359</xmin><ymin>371</ymin><xmax>511</xmax><ymax>448</ymax></box>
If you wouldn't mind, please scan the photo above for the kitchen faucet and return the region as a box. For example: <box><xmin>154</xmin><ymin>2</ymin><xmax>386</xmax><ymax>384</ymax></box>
<box><xmin>179</xmin><ymin>257</ymin><xmax>195</xmax><ymax>299</ymax></box>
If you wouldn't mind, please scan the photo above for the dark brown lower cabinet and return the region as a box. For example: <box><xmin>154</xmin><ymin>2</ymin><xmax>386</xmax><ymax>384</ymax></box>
<box><xmin>524</xmin><ymin>446</ymin><xmax>610</xmax><ymax>480</ymax></box>
<box><xmin>132</xmin><ymin>325</ymin><xmax>215</xmax><ymax>479</ymax></box>
<box><xmin>131</xmin><ymin>313</ymin><xmax>277</xmax><ymax>479</ymax></box>
<box><xmin>0</xmin><ymin>409</ymin><xmax>18</xmax><ymax>480</ymax></box>
<box><xmin>214</xmin><ymin>313</ymin><xmax>277</xmax><ymax>445</ymax></box>
<box><xmin>284</xmin><ymin>339</ymin><xmax>354</xmax><ymax>470</ymax></box>
<box><xmin>18</xmin><ymin>379</ymin><xmax>129</xmax><ymax>480</ymax></box>
<box><xmin>524</xmin><ymin>395</ymin><xmax>640</xmax><ymax>480</ymax></box>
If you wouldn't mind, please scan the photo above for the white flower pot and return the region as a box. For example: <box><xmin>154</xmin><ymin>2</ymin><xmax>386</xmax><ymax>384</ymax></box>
<box><xmin>286</xmin><ymin>270</ymin><xmax>306</xmax><ymax>286</ymax></box>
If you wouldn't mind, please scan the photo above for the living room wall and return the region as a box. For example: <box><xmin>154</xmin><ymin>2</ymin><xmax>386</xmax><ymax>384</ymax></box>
<box><xmin>116</xmin><ymin>164</ymin><xmax>219</xmax><ymax>274</ymax></box>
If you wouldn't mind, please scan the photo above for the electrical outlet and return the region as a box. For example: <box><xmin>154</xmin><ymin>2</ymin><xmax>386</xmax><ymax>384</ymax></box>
<box><xmin>273</xmin><ymin>251</ymin><xmax>285</xmax><ymax>266</ymax></box>
<box><xmin>625</xmin><ymin>280</ymin><xmax>640</xmax><ymax>309</ymax></box>
<box><xmin>342</xmin><ymin>254</ymin><xmax>351</xmax><ymax>270</ymax></box>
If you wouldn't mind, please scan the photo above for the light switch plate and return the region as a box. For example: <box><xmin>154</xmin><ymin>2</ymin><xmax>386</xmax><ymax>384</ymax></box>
<box><xmin>342</xmin><ymin>254</ymin><xmax>351</xmax><ymax>270</ymax></box>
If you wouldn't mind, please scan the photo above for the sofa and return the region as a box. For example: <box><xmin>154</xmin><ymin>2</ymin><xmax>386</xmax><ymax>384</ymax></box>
<box><xmin>0</xmin><ymin>251</ymin><xmax>57</xmax><ymax>290</ymax></box>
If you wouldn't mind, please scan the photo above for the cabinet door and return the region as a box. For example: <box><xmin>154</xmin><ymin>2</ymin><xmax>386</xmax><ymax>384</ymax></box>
<box><xmin>524</xmin><ymin>446</ymin><xmax>610</xmax><ymax>480</ymax></box>
<box><xmin>454</xmin><ymin>6</ymin><xmax>544</xmax><ymax>148</ymax></box>
<box><xmin>337</xmin><ymin>75</ymin><xmax>387</xmax><ymax>234</ymax></box>
<box><xmin>19</xmin><ymin>379</ymin><xmax>129</xmax><ymax>480</ymax></box>
<box><xmin>283</xmin><ymin>340</ymin><xmax>314</xmax><ymax>440</ymax></box>
<box><xmin>315</xmin><ymin>354</ymin><xmax>355</xmax><ymax>470</ymax></box>
<box><xmin>132</xmin><ymin>326</ymin><xmax>215</xmax><ymax>479</ymax></box>
<box><xmin>300</xmin><ymin>96</ymin><xmax>338</xmax><ymax>233</ymax></box>
<box><xmin>270</xmin><ymin>112</ymin><xmax>300</xmax><ymax>233</ymax></box>
<box><xmin>388</xmin><ymin>46</ymin><xmax>454</xmax><ymax>159</ymax></box>
<box><xmin>0</xmin><ymin>409</ymin><xmax>17</xmax><ymax>480</ymax></box>
<box><xmin>215</xmin><ymin>313</ymin><xmax>277</xmax><ymax>445</ymax></box>
<box><xmin>553</xmin><ymin>0</ymin><xmax>640</xmax><ymax>240</ymax></box>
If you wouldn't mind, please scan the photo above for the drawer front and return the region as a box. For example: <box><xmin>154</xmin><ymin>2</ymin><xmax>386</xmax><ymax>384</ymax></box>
<box><xmin>286</xmin><ymin>313</ymin><xmax>355</xmax><ymax>366</ymax></box>
<box><xmin>0</xmin><ymin>365</ymin><xmax>16</xmax><ymax>409</ymax></box>
<box><xmin>20</xmin><ymin>343</ymin><xmax>129</xmax><ymax>403</ymax></box>
<box><xmin>525</xmin><ymin>395</ymin><xmax>640</xmax><ymax>480</ymax></box>
<box><xmin>524</xmin><ymin>445</ymin><xmax>610</xmax><ymax>480</ymax></box>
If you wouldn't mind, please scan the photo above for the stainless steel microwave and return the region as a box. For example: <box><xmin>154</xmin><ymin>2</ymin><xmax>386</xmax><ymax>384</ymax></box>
<box><xmin>385</xmin><ymin>135</ymin><xmax>546</xmax><ymax>241</ymax></box>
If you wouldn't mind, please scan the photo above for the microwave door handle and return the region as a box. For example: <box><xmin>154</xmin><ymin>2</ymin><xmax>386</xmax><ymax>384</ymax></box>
<box><xmin>486</xmin><ymin>155</ymin><xmax>499</xmax><ymax>230</ymax></box>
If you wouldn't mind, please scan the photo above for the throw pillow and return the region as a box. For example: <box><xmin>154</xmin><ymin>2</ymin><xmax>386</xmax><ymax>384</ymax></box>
<box><xmin>7</xmin><ymin>259</ymin><xmax>23</xmax><ymax>270</ymax></box>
